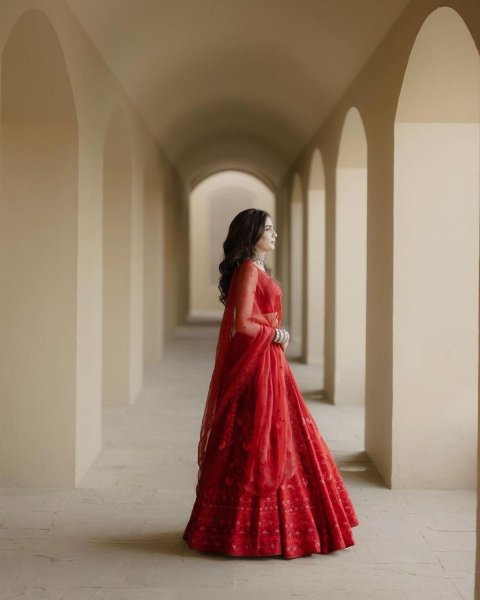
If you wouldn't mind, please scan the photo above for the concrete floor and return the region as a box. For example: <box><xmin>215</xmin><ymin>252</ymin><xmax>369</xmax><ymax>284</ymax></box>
<box><xmin>0</xmin><ymin>325</ymin><xmax>476</xmax><ymax>599</ymax></box>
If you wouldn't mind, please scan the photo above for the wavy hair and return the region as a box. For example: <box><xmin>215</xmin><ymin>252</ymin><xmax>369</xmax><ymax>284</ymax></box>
<box><xmin>218</xmin><ymin>208</ymin><xmax>272</xmax><ymax>305</ymax></box>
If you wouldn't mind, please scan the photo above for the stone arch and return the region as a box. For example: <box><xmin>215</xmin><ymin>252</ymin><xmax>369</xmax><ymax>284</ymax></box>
<box><xmin>102</xmin><ymin>107</ymin><xmax>133</xmax><ymax>404</ymax></box>
<box><xmin>393</xmin><ymin>7</ymin><xmax>480</xmax><ymax>488</ymax></box>
<box><xmin>188</xmin><ymin>170</ymin><xmax>275</xmax><ymax>319</ymax></box>
<box><xmin>190</xmin><ymin>167</ymin><xmax>276</xmax><ymax>196</ymax></box>
<box><xmin>0</xmin><ymin>9</ymin><xmax>78</xmax><ymax>485</ymax></box>
<box><xmin>334</xmin><ymin>107</ymin><xmax>368</xmax><ymax>406</ymax></box>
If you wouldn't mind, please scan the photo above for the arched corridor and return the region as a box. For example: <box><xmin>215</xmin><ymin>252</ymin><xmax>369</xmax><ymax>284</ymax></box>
<box><xmin>0</xmin><ymin>0</ymin><xmax>479</xmax><ymax>597</ymax></box>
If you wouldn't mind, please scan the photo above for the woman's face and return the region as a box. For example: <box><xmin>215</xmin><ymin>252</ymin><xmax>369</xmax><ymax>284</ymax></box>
<box><xmin>255</xmin><ymin>215</ymin><xmax>277</xmax><ymax>254</ymax></box>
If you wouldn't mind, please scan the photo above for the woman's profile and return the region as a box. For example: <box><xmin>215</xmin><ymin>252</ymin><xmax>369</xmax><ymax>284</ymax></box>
<box><xmin>183</xmin><ymin>208</ymin><xmax>359</xmax><ymax>559</ymax></box>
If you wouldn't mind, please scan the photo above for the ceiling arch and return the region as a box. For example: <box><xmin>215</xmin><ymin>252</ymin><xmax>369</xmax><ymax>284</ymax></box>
<box><xmin>66</xmin><ymin>0</ymin><xmax>411</xmax><ymax>188</ymax></box>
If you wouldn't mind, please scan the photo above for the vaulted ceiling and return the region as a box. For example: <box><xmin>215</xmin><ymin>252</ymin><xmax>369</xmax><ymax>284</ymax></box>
<box><xmin>66</xmin><ymin>0</ymin><xmax>411</xmax><ymax>188</ymax></box>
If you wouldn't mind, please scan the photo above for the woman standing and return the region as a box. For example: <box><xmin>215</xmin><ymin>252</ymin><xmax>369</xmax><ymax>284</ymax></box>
<box><xmin>183</xmin><ymin>208</ymin><xmax>359</xmax><ymax>559</ymax></box>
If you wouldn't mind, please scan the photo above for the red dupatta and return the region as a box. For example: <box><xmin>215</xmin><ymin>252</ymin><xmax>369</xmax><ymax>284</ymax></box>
<box><xmin>196</xmin><ymin>260</ymin><xmax>298</xmax><ymax>496</ymax></box>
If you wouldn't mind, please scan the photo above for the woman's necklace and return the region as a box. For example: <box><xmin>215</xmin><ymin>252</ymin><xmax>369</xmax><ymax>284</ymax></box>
<box><xmin>252</xmin><ymin>250</ymin><xmax>266</xmax><ymax>271</ymax></box>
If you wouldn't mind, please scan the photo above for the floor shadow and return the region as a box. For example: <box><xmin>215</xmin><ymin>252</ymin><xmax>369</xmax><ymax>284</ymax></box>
<box><xmin>88</xmin><ymin>531</ymin><xmax>291</xmax><ymax>562</ymax></box>
<box><xmin>88</xmin><ymin>530</ymin><xmax>186</xmax><ymax>557</ymax></box>
<box><xmin>337</xmin><ymin>457</ymin><xmax>389</xmax><ymax>489</ymax></box>
<box><xmin>302</xmin><ymin>389</ymin><xmax>331</xmax><ymax>404</ymax></box>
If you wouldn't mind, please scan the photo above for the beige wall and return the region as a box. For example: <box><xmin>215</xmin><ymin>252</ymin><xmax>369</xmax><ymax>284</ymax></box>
<box><xmin>393</xmin><ymin>122</ymin><xmax>479</xmax><ymax>488</ymax></box>
<box><xmin>392</xmin><ymin>5</ymin><xmax>479</xmax><ymax>489</ymax></box>
<box><xmin>0</xmin><ymin>1</ymin><xmax>178</xmax><ymax>485</ymax></box>
<box><xmin>334</xmin><ymin>108</ymin><xmax>367</xmax><ymax>405</ymax></box>
<box><xmin>283</xmin><ymin>7</ymin><xmax>480</xmax><ymax>587</ymax></box>
<box><xmin>276</xmin><ymin>183</ymin><xmax>291</xmax><ymax>332</ymax></box>
<box><xmin>283</xmin><ymin>10</ymin><xmax>480</xmax><ymax>589</ymax></box>
<box><xmin>289</xmin><ymin>175</ymin><xmax>304</xmax><ymax>349</ymax></box>
<box><xmin>102</xmin><ymin>108</ymin><xmax>132</xmax><ymax>406</ymax></box>
<box><xmin>335</xmin><ymin>167</ymin><xmax>367</xmax><ymax>404</ymax></box>
<box><xmin>304</xmin><ymin>150</ymin><xmax>326</xmax><ymax>371</ymax></box>
<box><xmin>0</xmin><ymin>9</ymin><xmax>78</xmax><ymax>486</ymax></box>
<box><xmin>284</xmin><ymin>0</ymin><xmax>480</xmax><ymax>489</ymax></box>
<box><xmin>143</xmin><ymin>157</ymin><xmax>166</xmax><ymax>368</ymax></box>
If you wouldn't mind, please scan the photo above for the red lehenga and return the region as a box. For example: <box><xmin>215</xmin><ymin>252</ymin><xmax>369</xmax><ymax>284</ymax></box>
<box><xmin>182</xmin><ymin>259</ymin><xmax>359</xmax><ymax>559</ymax></box>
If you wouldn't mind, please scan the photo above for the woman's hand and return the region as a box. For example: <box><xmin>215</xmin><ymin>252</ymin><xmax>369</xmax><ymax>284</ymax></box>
<box><xmin>280</xmin><ymin>340</ymin><xmax>289</xmax><ymax>353</ymax></box>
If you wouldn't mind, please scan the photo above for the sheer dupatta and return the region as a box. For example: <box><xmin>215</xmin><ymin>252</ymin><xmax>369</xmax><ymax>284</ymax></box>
<box><xmin>197</xmin><ymin>260</ymin><xmax>298</xmax><ymax>496</ymax></box>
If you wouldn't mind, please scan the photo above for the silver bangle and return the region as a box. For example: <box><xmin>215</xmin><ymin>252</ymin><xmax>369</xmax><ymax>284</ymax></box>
<box><xmin>272</xmin><ymin>328</ymin><xmax>290</xmax><ymax>344</ymax></box>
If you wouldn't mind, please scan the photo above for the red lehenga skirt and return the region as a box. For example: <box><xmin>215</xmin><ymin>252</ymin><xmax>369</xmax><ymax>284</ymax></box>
<box><xmin>182</xmin><ymin>340</ymin><xmax>360</xmax><ymax>560</ymax></box>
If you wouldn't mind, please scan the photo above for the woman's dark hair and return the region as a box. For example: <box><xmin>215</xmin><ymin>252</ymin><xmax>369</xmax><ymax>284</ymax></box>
<box><xmin>218</xmin><ymin>208</ymin><xmax>272</xmax><ymax>305</ymax></box>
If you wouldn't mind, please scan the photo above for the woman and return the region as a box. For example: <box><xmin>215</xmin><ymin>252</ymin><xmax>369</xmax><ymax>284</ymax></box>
<box><xmin>183</xmin><ymin>208</ymin><xmax>359</xmax><ymax>559</ymax></box>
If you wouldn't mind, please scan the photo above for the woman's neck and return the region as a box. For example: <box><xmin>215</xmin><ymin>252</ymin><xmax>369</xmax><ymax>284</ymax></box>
<box><xmin>252</xmin><ymin>250</ymin><xmax>266</xmax><ymax>271</ymax></box>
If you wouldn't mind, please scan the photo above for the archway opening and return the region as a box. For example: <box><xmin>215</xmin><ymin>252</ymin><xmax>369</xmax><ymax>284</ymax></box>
<box><xmin>289</xmin><ymin>174</ymin><xmax>304</xmax><ymax>355</ymax></box>
<box><xmin>305</xmin><ymin>150</ymin><xmax>326</xmax><ymax>373</ymax></box>
<box><xmin>188</xmin><ymin>170</ymin><xmax>275</xmax><ymax>320</ymax></box>
<box><xmin>102</xmin><ymin>108</ymin><xmax>133</xmax><ymax>405</ymax></box>
<box><xmin>334</xmin><ymin>107</ymin><xmax>368</xmax><ymax>406</ymax></box>
<box><xmin>393</xmin><ymin>7</ymin><xmax>480</xmax><ymax>488</ymax></box>
<box><xmin>0</xmin><ymin>9</ymin><xmax>78</xmax><ymax>485</ymax></box>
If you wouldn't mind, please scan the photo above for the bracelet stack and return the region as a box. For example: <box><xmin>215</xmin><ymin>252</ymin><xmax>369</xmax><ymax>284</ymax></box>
<box><xmin>272</xmin><ymin>328</ymin><xmax>290</xmax><ymax>344</ymax></box>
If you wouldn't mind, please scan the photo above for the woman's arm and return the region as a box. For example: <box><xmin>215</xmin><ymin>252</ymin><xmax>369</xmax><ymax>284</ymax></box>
<box><xmin>234</xmin><ymin>262</ymin><xmax>289</xmax><ymax>350</ymax></box>
<box><xmin>234</xmin><ymin>261</ymin><xmax>263</xmax><ymax>337</ymax></box>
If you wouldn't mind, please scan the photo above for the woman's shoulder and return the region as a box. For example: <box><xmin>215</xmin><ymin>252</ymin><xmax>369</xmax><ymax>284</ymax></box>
<box><xmin>233</xmin><ymin>260</ymin><xmax>264</xmax><ymax>287</ymax></box>
<box><xmin>236</xmin><ymin>259</ymin><xmax>258</xmax><ymax>274</ymax></box>
<box><xmin>238</xmin><ymin>259</ymin><xmax>277</xmax><ymax>280</ymax></box>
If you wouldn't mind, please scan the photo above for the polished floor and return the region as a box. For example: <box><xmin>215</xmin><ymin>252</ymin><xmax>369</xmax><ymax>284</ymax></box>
<box><xmin>0</xmin><ymin>325</ymin><xmax>476</xmax><ymax>599</ymax></box>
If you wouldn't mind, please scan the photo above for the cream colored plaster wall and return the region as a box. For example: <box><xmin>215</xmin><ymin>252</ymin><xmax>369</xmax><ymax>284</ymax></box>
<box><xmin>284</xmin><ymin>0</ymin><xmax>480</xmax><ymax>489</ymax></box>
<box><xmin>305</xmin><ymin>188</ymin><xmax>325</xmax><ymax>368</ymax></box>
<box><xmin>162</xmin><ymin>171</ymin><xmax>188</xmax><ymax>334</ymax></box>
<box><xmin>76</xmin><ymin>127</ymin><xmax>104</xmax><ymax>481</ymax></box>
<box><xmin>393</xmin><ymin>122</ymin><xmax>479</xmax><ymax>488</ymax></box>
<box><xmin>330</xmin><ymin>109</ymin><xmax>368</xmax><ymax>406</ymax></box>
<box><xmin>0</xmin><ymin>123</ymin><xmax>78</xmax><ymax>486</ymax></box>
<box><xmin>335</xmin><ymin>168</ymin><xmax>367</xmax><ymax>405</ymax></box>
<box><xmin>144</xmin><ymin>160</ymin><xmax>166</xmax><ymax>367</ymax></box>
<box><xmin>103</xmin><ymin>163</ymin><xmax>132</xmax><ymax>406</ymax></box>
<box><xmin>129</xmin><ymin>126</ymin><xmax>146</xmax><ymax>402</ymax></box>
<box><xmin>277</xmin><ymin>185</ymin><xmax>291</xmax><ymax>331</ymax></box>
<box><xmin>303</xmin><ymin>150</ymin><xmax>326</xmax><ymax>370</ymax></box>
<box><xmin>0</xmin><ymin>0</ymin><xmax>178</xmax><ymax>485</ymax></box>
<box><xmin>290</xmin><ymin>175</ymin><xmax>304</xmax><ymax>348</ymax></box>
